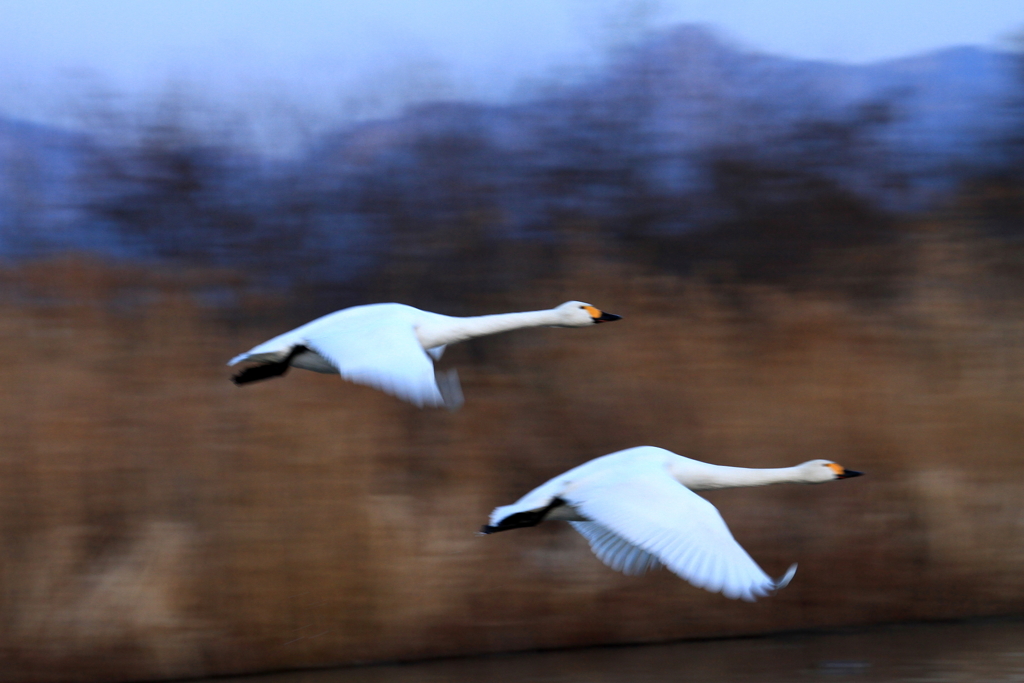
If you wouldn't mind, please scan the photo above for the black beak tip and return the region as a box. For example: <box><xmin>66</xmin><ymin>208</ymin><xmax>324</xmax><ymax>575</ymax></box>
<box><xmin>595</xmin><ymin>312</ymin><xmax>622</xmax><ymax>323</ymax></box>
<box><xmin>840</xmin><ymin>469</ymin><xmax>864</xmax><ymax>479</ymax></box>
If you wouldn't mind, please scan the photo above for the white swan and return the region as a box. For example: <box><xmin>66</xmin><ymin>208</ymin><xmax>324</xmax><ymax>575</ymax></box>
<box><xmin>228</xmin><ymin>301</ymin><xmax>621</xmax><ymax>408</ymax></box>
<box><xmin>481</xmin><ymin>446</ymin><xmax>862</xmax><ymax>601</ymax></box>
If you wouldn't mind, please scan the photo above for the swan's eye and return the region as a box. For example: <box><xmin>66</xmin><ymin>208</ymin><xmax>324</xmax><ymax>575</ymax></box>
<box><xmin>579</xmin><ymin>306</ymin><xmax>585</xmax><ymax>309</ymax></box>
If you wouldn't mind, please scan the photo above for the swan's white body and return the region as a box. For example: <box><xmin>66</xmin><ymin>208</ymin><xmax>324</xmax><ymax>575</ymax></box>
<box><xmin>485</xmin><ymin>446</ymin><xmax>861</xmax><ymax>601</ymax></box>
<box><xmin>228</xmin><ymin>301</ymin><xmax>619</xmax><ymax>407</ymax></box>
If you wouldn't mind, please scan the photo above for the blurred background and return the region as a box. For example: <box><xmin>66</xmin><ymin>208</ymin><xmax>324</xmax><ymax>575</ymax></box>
<box><xmin>2</xmin><ymin>1</ymin><xmax>1024</xmax><ymax>681</ymax></box>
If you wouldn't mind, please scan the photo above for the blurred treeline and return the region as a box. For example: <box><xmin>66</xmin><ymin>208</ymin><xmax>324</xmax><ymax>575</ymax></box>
<box><xmin>3</xmin><ymin>28</ymin><xmax>1021</xmax><ymax>309</ymax></box>
<box><xmin>1</xmin><ymin>26</ymin><xmax>1024</xmax><ymax>683</ymax></box>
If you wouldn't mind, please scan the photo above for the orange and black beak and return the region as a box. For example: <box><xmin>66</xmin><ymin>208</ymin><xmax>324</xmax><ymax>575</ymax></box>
<box><xmin>583</xmin><ymin>305</ymin><xmax>622</xmax><ymax>323</ymax></box>
<box><xmin>828</xmin><ymin>463</ymin><xmax>863</xmax><ymax>479</ymax></box>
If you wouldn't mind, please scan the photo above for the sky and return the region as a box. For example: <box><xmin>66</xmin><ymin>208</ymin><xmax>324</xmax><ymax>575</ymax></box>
<box><xmin>1</xmin><ymin>0</ymin><xmax>1022</xmax><ymax>135</ymax></box>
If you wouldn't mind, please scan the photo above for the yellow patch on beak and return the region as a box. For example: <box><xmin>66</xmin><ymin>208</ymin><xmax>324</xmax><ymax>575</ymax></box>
<box><xmin>827</xmin><ymin>463</ymin><xmax>844</xmax><ymax>475</ymax></box>
<box><xmin>583</xmin><ymin>305</ymin><xmax>602</xmax><ymax>319</ymax></box>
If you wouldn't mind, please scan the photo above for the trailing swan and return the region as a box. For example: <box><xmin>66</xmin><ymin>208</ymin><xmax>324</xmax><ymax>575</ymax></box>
<box><xmin>228</xmin><ymin>301</ymin><xmax>621</xmax><ymax>408</ymax></box>
<box><xmin>481</xmin><ymin>446</ymin><xmax>862</xmax><ymax>601</ymax></box>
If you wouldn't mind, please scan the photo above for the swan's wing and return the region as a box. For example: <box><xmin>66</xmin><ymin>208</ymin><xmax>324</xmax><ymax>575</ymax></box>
<box><xmin>434</xmin><ymin>368</ymin><xmax>464</xmax><ymax>411</ymax></box>
<box><xmin>304</xmin><ymin>319</ymin><xmax>445</xmax><ymax>408</ymax></box>
<box><xmin>562</xmin><ymin>465</ymin><xmax>793</xmax><ymax>601</ymax></box>
<box><xmin>570</xmin><ymin>522</ymin><xmax>662</xmax><ymax>576</ymax></box>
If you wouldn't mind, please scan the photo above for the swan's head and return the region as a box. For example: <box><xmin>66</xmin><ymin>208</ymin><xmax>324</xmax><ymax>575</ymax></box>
<box><xmin>798</xmin><ymin>459</ymin><xmax>863</xmax><ymax>483</ymax></box>
<box><xmin>553</xmin><ymin>301</ymin><xmax>622</xmax><ymax>328</ymax></box>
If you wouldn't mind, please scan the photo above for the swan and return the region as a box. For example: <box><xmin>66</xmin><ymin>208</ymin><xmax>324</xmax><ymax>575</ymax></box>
<box><xmin>481</xmin><ymin>446</ymin><xmax>862</xmax><ymax>601</ymax></box>
<box><xmin>228</xmin><ymin>301</ymin><xmax>621</xmax><ymax>408</ymax></box>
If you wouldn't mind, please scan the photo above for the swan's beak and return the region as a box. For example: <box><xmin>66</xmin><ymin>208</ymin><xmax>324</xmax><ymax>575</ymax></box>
<box><xmin>837</xmin><ymin>469</ymin><xmax>863</xmax><ymax>479</ymax></box>
<box><xmin>593</xmin><ymin>311</ymin><xmax>622</xmax><ymax>323</ymax></box>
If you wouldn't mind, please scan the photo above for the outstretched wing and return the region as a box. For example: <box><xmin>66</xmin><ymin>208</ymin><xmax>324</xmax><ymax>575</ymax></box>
<box><xmin>304</xmin><ymin>317</ymin><xmax>445</xmax><ymax>408</ymax></box>
<box><xmin>563</xmin><ymin>464</ymin><xmax>794</xmax><ymax>601</ymax></box>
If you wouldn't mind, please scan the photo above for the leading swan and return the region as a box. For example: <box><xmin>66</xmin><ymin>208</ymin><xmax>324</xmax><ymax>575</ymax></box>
<box><xmin>481</xmin><ymin>446</ymin><xmax>862</xmax><ymax>601</ymax></box>
<box><xmin>228</xmin><ymin>301</ymin><xmax>621</xmax><ymax>408</ymax></box>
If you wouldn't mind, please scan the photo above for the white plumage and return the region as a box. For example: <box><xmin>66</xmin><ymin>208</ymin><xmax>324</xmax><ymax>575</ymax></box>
<box><xmin>482</xmin><ymin>446</ymin><xmax>861</xmax><ymax>601</ymax></box>
<box><xmin>228</xmin><ymin>301</ymin><xmax>620</xmax><ymax>408</ymax></box>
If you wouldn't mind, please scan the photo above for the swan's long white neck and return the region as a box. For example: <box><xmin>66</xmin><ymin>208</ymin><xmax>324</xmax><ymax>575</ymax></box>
<box><xmin>671</xmin><ymin>462</ymin><xmax>808</xmax><ymax>491</ymax></box>
<box><xmin>415</xmin><ymin>309</ymin><xmax>563</xmax><ymax>348</ymax></box>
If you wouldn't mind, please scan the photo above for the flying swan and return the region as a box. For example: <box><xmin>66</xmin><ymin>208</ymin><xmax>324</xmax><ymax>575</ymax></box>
<box><xmin>228</xmin><ymin>301</ymin><xmax>621</xmax><ymax>408</ymax></box>
<box><xmin>481</xmin><ymin>446</ymin><xmax>862</xmax><ymax>601</ymax></box>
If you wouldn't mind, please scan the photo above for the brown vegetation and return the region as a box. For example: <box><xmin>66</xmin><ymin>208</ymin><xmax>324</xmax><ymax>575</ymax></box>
<box><xmin>0</xmin><ymin>226</ymin><xmax>1023</xmax><ymax>681</ymax></box>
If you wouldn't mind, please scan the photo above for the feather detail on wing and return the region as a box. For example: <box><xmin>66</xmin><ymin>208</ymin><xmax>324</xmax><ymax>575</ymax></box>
<box><xmin>570</xmin><ymin>522</ymin><xmax>662</xmax><ymax>576</ymax></box>
<box><xmin>303</xmin><ymin>318</ymin><xmax>444</xmax><ymax>408</ymax></box>
<box><xmin>562</xmin><ymin>463</ymin><xmax>789</xmax><ymax>601</ymax></box>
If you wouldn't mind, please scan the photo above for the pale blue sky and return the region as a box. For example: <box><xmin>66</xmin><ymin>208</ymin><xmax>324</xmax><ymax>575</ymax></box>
<box><xmin>1</xmin><ymin>0</ymin><xmax>1022</xmax><ymax>130</ymax></box>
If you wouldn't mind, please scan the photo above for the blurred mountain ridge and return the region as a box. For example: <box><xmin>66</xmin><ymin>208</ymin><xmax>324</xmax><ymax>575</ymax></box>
<box><xmin>316</xmin><ymin>27</ymin><xmax>1014</xmax><ymax>164</ymax></box>
<box><xmin>0</xmin><ymin>25</ymin><xmax>1020</xmax><ymax>295</ymax></box>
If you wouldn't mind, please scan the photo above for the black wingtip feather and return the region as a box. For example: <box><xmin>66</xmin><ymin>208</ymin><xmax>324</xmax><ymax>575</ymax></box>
<box><xmin>231</xmin><ymin>345</ymin><xmax>309</xmax><ymax>386</ymax></box>
<box><xmin>232</xmin><ymin>362</ymin><xmax>290</xmax><ymax>385</ymax></box>
<box><xmin>479</xmin><ymin>497</ymin><xmax>568</xmax><ymax>535</ymax></box>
